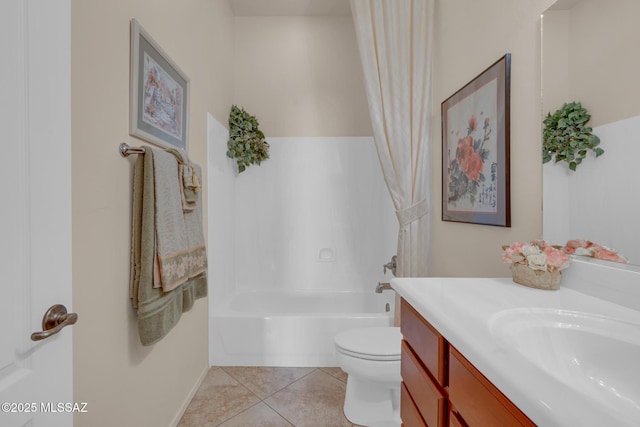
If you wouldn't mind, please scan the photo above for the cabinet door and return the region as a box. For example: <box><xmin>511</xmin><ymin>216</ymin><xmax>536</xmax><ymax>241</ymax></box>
<box><xmin>449</xmin><ymin>347</ymin><xmax>535</xmax><ymax>427</ymax></box>
<box><xmin>401</xmin><ymin>298</ymin><xmax>448</xmax><ymax>386</ymax></box>
<box><xmin>401</xmin><ymin>341</ymin><xmax>447</xmax><ymax>427</ymax></box>
<box><xmin>401</xmin><ymin>383</ymin><xmax>428</xmax><ymax>427</ymax></box>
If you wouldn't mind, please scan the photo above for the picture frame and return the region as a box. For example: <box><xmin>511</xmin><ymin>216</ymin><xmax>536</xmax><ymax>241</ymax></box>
<box><xmin>130</xmin><ymin>19</ymin><xmax>189</xmax><ymax>153</ymax></box>
<box><xmin>441</xmin><ymin>54</ymin><xmax>511</xmax><ymax>227</ymax></box>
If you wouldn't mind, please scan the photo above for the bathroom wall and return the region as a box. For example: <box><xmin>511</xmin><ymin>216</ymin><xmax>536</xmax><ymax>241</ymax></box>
<box><xmin>429</xmin><ymin>0</ymin><xmax>556</xmax><ymax>276</ymax></box>
<box><xmin>71</xmin><ymin>0</ymin><xmax>234</xmax><ymax>426</ymax></box>
<box><xmin>233</xmin><ymin>15</ymin><xmax>372</xmax><ymax>137</ymax></box>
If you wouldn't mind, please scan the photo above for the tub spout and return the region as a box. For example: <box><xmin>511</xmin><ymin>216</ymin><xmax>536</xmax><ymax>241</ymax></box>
<box><xmin>375</xmin><ymin>282</ymin><xmax>393</xmax><ymax>293</ymax></box>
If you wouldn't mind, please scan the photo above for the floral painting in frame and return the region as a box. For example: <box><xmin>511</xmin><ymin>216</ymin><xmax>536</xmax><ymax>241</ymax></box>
<box><xmin>442</xmin><ymin>54</ymin><xmax>511</xmax><ymax>227</ymax></box>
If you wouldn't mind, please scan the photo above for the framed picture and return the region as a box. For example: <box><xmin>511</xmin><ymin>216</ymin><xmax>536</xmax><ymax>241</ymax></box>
<box><xmin>441</xmin><ymin>54</ymin><xmax>511</xmax><ymax>227</ymax></box>
<box><xmin>130</xmin><ymin>19</ymin><xmax>189</xmax><ymax>153</ymax></box>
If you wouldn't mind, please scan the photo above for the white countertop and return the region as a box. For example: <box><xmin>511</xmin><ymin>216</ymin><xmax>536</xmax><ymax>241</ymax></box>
<box><xmin>392</xmin><ymin>277</ymin><xmax>640</xmax><ymax>427</ymax></box>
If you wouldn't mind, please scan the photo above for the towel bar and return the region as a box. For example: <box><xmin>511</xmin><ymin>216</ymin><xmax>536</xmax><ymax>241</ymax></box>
<box><xmin>119</xmin><ymin>142</ymin><xmax>146</xmax><ymax>157</ymax></box>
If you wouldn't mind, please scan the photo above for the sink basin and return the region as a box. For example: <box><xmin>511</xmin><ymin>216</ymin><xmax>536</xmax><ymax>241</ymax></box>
<box><xmin>489</xmin><ymin>308</ymin><xmax>640</xmax><ymax>419</ymax></box>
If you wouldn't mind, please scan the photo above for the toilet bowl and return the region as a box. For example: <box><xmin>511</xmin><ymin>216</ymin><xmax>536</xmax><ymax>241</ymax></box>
<box><xmin>334</xmin><ymin>326</ymin><xmax>402</xmax><ymax>427</ymax></box>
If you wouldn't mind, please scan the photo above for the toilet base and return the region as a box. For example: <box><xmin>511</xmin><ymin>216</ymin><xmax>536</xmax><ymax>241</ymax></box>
<box><xmin>343</xmin><ymin>376</ymin><xmax>401</xmax><ymax>427</ymax></box>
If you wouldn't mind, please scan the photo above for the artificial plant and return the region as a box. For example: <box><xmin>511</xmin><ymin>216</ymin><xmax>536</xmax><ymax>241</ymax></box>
<box><xmin>226</xmin><ymin>105</ymin><xmax>269</xmax><ymax>173</ymax></box>
<box><xmin>542</xmin><ymin>101</ymin><xmax>603</xmax><ymax>171</ymax></box>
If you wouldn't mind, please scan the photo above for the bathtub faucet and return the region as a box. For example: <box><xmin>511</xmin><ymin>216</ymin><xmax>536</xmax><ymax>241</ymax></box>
<box><xmin>375</xmin><ymin>282</ymin><xmax>393</xmax><ymax>293</ymax></box>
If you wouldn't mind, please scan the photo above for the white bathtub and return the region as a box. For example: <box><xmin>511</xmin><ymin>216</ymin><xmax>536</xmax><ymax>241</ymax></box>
<box><xmin>210</xmin><ymin>290</ymin><xmax>395</xmax><ymax>367</ymax></box>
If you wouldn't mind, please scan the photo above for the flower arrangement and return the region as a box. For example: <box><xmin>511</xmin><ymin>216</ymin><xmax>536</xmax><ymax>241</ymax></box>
<box><xmin>502</xmin><ymin>240</ymin><xmax>569</xmax><ymax>290</ymax></box>
<box><xmin>503</xmin><ymin>240</ymin><xmax>570</xmax><ymax>272</ymax></box>
<box><xmin>563</xmin><ymin>239</ymin><xmax>628</xmax><ymax>264</ymax></box>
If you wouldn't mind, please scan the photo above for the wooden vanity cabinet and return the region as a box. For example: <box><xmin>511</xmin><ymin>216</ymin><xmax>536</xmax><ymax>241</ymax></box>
<box><xmin>400</xmin><ymin>298</ymin><xmax>535</xmax><ymax>427</ymax></box>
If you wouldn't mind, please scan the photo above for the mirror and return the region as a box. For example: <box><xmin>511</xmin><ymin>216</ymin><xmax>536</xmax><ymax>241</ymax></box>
<box><xmin>542</xmin><ymin>0</ymin><xmax>640</xmax><ymax>265</ymax></box>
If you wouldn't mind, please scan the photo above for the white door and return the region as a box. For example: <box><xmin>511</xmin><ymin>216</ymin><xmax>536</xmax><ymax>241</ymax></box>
<box><xmin>0</xmin><ymin>0</ymin><xmax>74</xmax><ymax>426</ymax></box>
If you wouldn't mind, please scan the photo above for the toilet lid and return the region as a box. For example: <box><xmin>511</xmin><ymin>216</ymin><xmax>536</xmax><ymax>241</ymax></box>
<box><xmin>334</xmin><ymin>327</ymin><xmax>401</xmax><ymax>361</ymax></box>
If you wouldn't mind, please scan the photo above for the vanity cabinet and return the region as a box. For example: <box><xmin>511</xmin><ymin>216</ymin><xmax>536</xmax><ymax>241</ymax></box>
<box><xmin>400</xmin><ymin>298</ymin><xmax>535</xmax><ymax>427</ymax></box>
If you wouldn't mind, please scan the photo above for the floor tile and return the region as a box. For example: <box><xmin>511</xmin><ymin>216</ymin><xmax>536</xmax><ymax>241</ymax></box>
<box><xmin>217</xmin><ymin>402</ymin><xmax>294</xmax><ymax>427</ymax></box>
<box><xmin>222</xmin><ymin>366</ymin><xmax>316</xmax><ymax>399</ymax></box>
<box><xmin>264</xmin><ymin>370</ymin><xmax>352</xmax><ymax>427</ymax></box>
<box><xmin>319</xmin><ymin>367</ymin><xmax>348</xmax><ymax>383</ymax></box>
<box><xmin>177</xmin><ymin>367</ymin><xmax>260</xmax><ymax>427</ymax></box>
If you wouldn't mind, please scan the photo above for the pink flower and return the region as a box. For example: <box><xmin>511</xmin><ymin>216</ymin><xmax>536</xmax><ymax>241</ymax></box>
<box><xmin>543</xmin><ymin>246</ymin><xmax>569</xmax><ymax>270</ymax></box>
<box><xmin>468</xmin><ymin>115</ymin><xmax>478</xmax><ymax>132</ymax></box>
<box><xmin>465</xmin><ymin>151</ymin><xmax>483</xmax><ymax>182</ymax></box>
<box><xmin>455</xmin><ymin>135</ymin><xmax>483</xmax><ymax>182</ymax></box>
<box><xmin>502</xmin><ymin>242</ymin><xmax>525</xmax><ymax>263</ymax></box>
<box><xmin>562</xmin><ymin>239</ymin><xmax>628</xmax><ymax>263</ymax></box>
<box><xmin>456</xmin><ymin>136</ymin><xmax>473</xmax><ymax>172</ymax></box>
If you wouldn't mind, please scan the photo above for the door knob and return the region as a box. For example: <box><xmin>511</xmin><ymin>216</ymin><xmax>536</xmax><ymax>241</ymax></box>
<box><xmin>31</xmin><ymin>304</ymin><xmax>78</xmax><ymax>341</ymax></box>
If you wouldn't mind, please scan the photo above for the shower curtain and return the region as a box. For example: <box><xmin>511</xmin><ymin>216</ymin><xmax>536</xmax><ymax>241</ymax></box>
<box><xmin>350</xmin><ymin>0</ymin><xmax>435</xmax><ymax>281</ymax></box>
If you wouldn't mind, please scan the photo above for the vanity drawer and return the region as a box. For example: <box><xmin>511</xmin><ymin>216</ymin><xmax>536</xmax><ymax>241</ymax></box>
<box><xmin>449</xmin><ymin>346</ymin><xmax>535</xmax><ymax>427</ymax></box>
<box><xmin>401</xmin><ymin>298</ymin><xmax>448</xmax><ymax>386</ymax></box>
<box><xmin>401</xmin><ymin>340</ymin><xmax>447</xmax><ymax>427</ymax></box>
<box><xmin>448</xmin><ymin>408</ymin><xmax>466</xmax><ymax>427</ymax></box>
<box><xmin>401</xmin><ymin>382</ymin><xmax>427</xmax><ymax>427</ymax></box>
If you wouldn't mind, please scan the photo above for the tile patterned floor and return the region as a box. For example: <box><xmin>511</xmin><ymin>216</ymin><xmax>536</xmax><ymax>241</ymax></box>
<box><xmin>178</xmin><ymin>367</ymin><xmax>364</xmax><ymax>427</ymax></box>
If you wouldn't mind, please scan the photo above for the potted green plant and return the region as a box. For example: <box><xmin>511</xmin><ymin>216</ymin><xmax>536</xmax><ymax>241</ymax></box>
<box><xmin>542</xmin><ymin>101</ymin><xmax>603</xmax><ymax>171</ymax></box>
<box><xmin>226</xmin><ymin>105</ymin><xmax>269</xmax><ymax>173</ymax></box>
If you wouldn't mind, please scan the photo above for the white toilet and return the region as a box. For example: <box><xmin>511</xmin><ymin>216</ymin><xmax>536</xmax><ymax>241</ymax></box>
<box><xmin>334</xmin><ymin>326</ymin><xmax>402</xmax><ymax>427</ymax></box>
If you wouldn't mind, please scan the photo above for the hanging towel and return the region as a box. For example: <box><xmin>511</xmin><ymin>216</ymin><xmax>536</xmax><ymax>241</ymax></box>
<box><xmin>166</xmin><ymin>148</ymin><xmax>200</xmax><ymax>211</ymax></box>
<box><xmin>152</xmin><ymin>148</ymin><xmax>207</xmax><ymax>291</ymax></box>
<box><xmin>129</xmin><ymin>148</ymin><xmax>207</xmax><ymax>346</ymax></box>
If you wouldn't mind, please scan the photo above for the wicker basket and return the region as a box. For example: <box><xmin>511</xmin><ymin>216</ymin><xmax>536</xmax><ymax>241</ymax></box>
<box><xmin>509</xmin><ymin>262</ymin><xmax>561</xmax><ymax>291</ymax></box>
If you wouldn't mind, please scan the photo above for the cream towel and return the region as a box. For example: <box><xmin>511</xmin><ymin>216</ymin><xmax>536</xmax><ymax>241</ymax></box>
<box><xmin>152</xmin><ymin>148</ymin><xmax>207</xmax><ymax>291</ymax></box>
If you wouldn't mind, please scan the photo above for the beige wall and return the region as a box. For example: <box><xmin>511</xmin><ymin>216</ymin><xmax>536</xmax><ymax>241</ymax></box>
<box><xmin>71</xmin><ymin>0</ymin><xmax>233</xmax><ymax>425</ymax></box>
<box><xmin>429</xmin><ymin>0</ymin><xmax>556</xmax><ymax>276</ymax></box>
<box><xmin>233</xmin><ymin>15</ymin><xmax>372</xmax><ymax>137</ymax></box>
<box><xmin>548</xmin><ymin>0</ymin><xmax>640</xmax><ymax>127</ymax></box>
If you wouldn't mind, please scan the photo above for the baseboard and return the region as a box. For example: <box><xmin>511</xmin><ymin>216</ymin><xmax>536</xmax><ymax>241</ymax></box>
<box><xmin>169</xmin><ymin>365</ymin><xmax>210</xmax><ymax>427</ymax></box>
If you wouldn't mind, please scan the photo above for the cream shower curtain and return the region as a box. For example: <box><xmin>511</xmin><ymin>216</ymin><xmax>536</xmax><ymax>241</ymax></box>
<box><xmin>350</xmin><ymin>0</ymin><xmax>434</xmax><ymax>278</ymax></box>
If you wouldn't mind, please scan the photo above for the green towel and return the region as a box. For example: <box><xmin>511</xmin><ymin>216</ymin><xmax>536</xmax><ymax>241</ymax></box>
<box><xmin>130</xmin><ymin>149</ymin><xmax>207</xmax><ymax>346</ymax></box>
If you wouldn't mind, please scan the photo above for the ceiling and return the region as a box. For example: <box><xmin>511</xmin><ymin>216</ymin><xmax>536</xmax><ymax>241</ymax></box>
<box><xmin>230</xmin><ymin>0</ymin><xmax>352</xmax><ymax>16</ymax></box>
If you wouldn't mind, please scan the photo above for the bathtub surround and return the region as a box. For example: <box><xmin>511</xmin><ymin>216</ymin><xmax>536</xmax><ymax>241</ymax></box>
<box><xmin>130</xmin><ymin>148</ymin><xmax>207</xmax><ymax>346</ymax></box>
<box><xmin>211</xmin><ymin>290</ymin><xmax>394</xmax><ymax>366</ymax></box>
<box><xmin>208</xmin><ymin>129</ymin><xmax>397</xmax><ymax>366</ymax></box>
